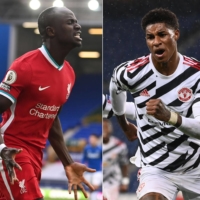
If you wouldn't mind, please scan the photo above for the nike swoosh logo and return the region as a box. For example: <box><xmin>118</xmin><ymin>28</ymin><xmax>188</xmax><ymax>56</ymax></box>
<box><xmin>39</xmin><ymin>86</ymin><xmax>50</xmax><ymax>91</ymax></box>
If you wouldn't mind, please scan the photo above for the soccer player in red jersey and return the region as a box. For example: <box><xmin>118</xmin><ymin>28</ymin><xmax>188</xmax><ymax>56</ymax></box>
<box><xmin>0</xmin><ymin>6</ymin><xmax>96</xmax><ymax>200</ymax></box>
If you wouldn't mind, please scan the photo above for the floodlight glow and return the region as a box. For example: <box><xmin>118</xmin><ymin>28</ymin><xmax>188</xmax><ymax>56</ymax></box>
<box><xmin>88</xmin><ymin>0</ymin><xmax>99</xmax><ymax>11</ymax></box>
<box><xmin>34</xmin><ymin>28</ymin><xmax>40</xmax><ymax>34</ymax></box>
<box><xmin>23</xmin><ymin>22</ymin><xmax>38</xmax><ymax>28</ymax></box>
<box><xmin>53</xmin><ymin>0</ymin><xmax>64</xmax><ymax>7</ymax></box>
<box><xmin>88</xmin><ymin>28</ymin><xmax>102</xmax><ymax>35</ymax></box>
<box><xmin>29</xmin><ymin>0</ymin><xmax>41</xmax><ymax>10</ymax></box>
<box><xmin>79</xmin><ymin>51</ymin><xmax>100</xmax><ymax>58</ymax></box>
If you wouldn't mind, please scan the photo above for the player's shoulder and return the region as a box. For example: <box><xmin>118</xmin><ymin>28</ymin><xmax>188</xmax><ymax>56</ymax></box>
<box><xmin>63</xmin><ymin>60</ymin><xmax>75</xmax><ymax>75</ymax></box>
<box><xmin>182</xmin><ymin>55</ymin><xmax>200</xmax><ymax>71</ymax></box>
<box><xmin>10</xmin><ymin>49</ymin><xmax>40</xmax><ymax>72</ymax></box>
<box><xmin>64</xmin><ymin>60</ymin><xmax>73</xmax><ymax>70</ymax></box>
<box><xmin>115</xmin><ymin>54</ymin><xmax>150</xmax><ymax>71</ymax></box>
<box><xmin>15</xmin><ymin>49</ymin><xmax>40</xmax><ymax>64</ymax></box>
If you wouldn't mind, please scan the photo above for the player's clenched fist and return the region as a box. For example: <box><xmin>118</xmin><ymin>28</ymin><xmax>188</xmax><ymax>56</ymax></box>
<box><xmin>146</xmin><ymin>99</ymin><xmax>171</xmax><ymax>122</ymax></box>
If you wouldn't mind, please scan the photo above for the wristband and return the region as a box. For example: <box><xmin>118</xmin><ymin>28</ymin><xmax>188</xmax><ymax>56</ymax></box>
<box><xmin>0</xmin><ymin>144</ymin><xmax>6</xmax><ymax>154</ymax></box>
<box><xmin>168</xmin><ymin>111</ymin><xmax>178</xmax><ymax>125</ymax></box>
<box><xmin>121</xmin><ymin>177</ymin><xmax>130</xmax><ymax>185</ymax></box>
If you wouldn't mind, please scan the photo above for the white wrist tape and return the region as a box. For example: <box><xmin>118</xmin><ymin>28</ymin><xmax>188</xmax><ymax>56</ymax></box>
<box><xmin>121</xmin><ymin>177</ymin><xmax>130</xmax><ymax>185</ymax></box>
<box><xmin>168</xmin><ymin>111</ymin><xmax>178</xmax><ymax>125</ymax></box>
<box><xmin>0</xmin><ymin>144</ymin><xmax>6</xmax><ymax>154</ymax></box>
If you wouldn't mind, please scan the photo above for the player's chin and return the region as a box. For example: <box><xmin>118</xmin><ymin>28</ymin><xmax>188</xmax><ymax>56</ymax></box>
<box><xmin>75</xmin><ymin>41</ymin><xmax>82</xmax><ymax>47</ymax></box>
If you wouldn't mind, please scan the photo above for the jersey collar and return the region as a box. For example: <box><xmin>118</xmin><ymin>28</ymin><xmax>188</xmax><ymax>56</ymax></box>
<box><xmin>149</xmin><ymin>53</ymin><xmax>183</xmax><ymax>79</ymax></box>
<box><xmin>39</xmin><ymin>45</ymin><xmax>64</xmax><ymax>70</ymax></box>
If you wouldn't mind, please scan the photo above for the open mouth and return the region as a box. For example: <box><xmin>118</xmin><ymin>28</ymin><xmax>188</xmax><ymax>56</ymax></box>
<box><xmin>74</xmin><ymin>32</ymin><xmax>82</xmax><ymax>41</ymax></box>
<box><xmin>155</xmin><ymin>49</ymin><xmax>165</xmax><ymax>55</ymax></box>
<box><xmin>154</xmin><ymin>49</ymin><xmax>165</xmax><ymax>58</ymax></box>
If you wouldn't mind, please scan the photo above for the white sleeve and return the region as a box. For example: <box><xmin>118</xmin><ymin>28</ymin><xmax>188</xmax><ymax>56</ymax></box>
<box><xmin>109</xmin><ymin>78</ymin><xmax>127</xmax><ymax>116</ymax></box>
<box><xmin>178</xmin><ymin>101</ymin><xmax>200</xmax><ymax>139</ymax></box>
<box><xmin>103</xmin><ymin>94</ymin><xmax>113</xmax><ymax>119</ymax></box>
<box><xmin>124</xmin><ymin>102</ymin><xmax>136</xmax><ymax>120</ymax></box>
<box><xmin>103</xmin><ymin>93</ymin><xmax>136</xmax><ymax>120</ymax></box>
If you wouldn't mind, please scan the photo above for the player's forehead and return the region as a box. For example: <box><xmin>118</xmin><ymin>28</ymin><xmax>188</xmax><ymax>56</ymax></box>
<box><xmin>145</xmin><ymin>22</ymin><xmax>173</xmax><ymax>34</ymax></box>
<box><xmin>55</xmin><ymin>8</ymin><xmax>77</xmax><ymax>21</ymax></box>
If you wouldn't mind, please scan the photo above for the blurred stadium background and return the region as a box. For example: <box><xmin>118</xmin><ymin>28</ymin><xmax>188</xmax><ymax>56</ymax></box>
<box><xmin>0</xmin><ymin>0</ymin><xmax>102</xmax><ymax>199</ymax></box>
<box><xmin>103</xmin><ymin>0</ymin><xmax>200</xmax><ymax>199</ymax></box>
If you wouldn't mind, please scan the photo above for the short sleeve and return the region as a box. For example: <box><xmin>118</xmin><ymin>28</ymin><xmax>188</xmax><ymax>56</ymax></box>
<box><xmin>0</xmin><ymin>60</ymin><xmax>32</xmax><ymax>103</ymax></box>
<box><xmin>111</xmin><ymin>61</ymin><xmax>130</xmax><ymax>93</ymax></box>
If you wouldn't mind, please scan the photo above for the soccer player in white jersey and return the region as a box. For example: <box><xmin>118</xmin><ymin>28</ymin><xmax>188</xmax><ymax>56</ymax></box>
<box><xmin>103</xmin><ymin>118</ymin><xmax>130</xmax><ymax>200</ymax></box>
<box><xmin>109</xmin><ymin>8</ymin><xmax>200</xmax><ymax>200</ymax></box>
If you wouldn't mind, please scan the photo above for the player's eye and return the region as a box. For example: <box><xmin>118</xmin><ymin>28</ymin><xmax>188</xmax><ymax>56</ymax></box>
<box><xmin>146</xmin><ymin>35</ymin><xmax>154</xmax><ymax>40</ymax></box>
<box><xmin>67</xmin><ymin>19</ymin><xmax>78</xmax><ymax>25</ymax></box>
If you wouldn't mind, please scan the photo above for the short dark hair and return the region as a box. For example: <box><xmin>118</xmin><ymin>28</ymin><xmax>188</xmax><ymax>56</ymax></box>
<box><xmin>141</xmin><ymin>8</ymin><xmax>179</xmax><ymax>31</ymax></box>
<box><xmin>38</xmin><ymin>7</ymin><xmax>57</xmax><ymax>41</ymax></box>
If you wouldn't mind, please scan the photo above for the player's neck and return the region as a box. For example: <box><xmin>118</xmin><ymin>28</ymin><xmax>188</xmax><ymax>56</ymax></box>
<box><xmin>153</xmin><ymin>52</ymin><xmax>180</xmax><ymax>76</ymax></box>
<box><xmin>43</xmin><ymin>42</ymin><xmax>72</xmax><ymax>65</ymax></box>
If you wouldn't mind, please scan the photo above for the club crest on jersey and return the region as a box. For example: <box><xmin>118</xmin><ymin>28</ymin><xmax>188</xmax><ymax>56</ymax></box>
<box><xmin>66</xmin><ymin>83</ymin><xmax>71</xmax><ymax>99</ymax></box>
<box><xmin>19</xmin><ymin>179</ymin><xmax>27</xmax><ymax>194</ymax></box>
<box><xmin>178</xmin><ymin>87</ymin><xmax>193</xmax><ymax>102</ymax></box>
<box><xmin>4</xmin><ymin>70</ymin><xmax>17</xmax><ymax>85</ymax></box>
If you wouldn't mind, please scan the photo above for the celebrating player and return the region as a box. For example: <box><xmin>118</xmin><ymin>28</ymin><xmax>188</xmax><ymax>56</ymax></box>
<box><xmin>109</xmin><ymin>8</ymin><xmax>200</xmax><ymax>200</ymax></box>
<box><xmin>0</xmin><ymin>6</ymin><xmax>95</xmax><ymax>200</ymax></box>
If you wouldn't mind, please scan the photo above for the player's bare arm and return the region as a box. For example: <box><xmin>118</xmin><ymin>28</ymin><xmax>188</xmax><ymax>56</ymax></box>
<box><xmin>48</xmin><ymin>116</ymin><xmax>96</xmax><ymax>200</ymax></box>
<box><xmin>116</xmin><ymin>114</ymin><xmax>137</xmax><ymax>141</ymax></box>
<box><xmin>0</xmin><ymin>94</ymin><xmax>22</xmax><ymax>184</ymax></box>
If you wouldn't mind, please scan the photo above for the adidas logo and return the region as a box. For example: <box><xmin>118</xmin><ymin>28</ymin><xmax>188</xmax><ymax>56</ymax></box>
<box><xmin>140</xmin><ymin>89</ymin><xmax>150</xmax><ymax>97</ymax></box>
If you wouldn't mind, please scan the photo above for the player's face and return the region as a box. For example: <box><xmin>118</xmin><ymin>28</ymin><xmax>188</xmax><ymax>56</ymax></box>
<box><xmin>89</xmin><ymin>135</ymin><xmax>98</xmax><ymax>146</ymax></box>
<box><xmin>53</xmin><ymin>8</ymin><xmax>82</xmax><ymax>47</ymax></box>
<box><xmin>145</xmin><ymin>23</ymin><xmax>179</xmax><ymax>64</ymax></box>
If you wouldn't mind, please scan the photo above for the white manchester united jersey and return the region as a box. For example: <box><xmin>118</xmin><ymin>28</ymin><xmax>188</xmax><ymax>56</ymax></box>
<box><xmin>111</xmin><ymin>53</ymin><xmax>200</xmax><ymax>173</ymax></box>
<box><xmin>103</xmin><ymin>136</ymin><xmax>129</xmax><ymax>186</ymax></box>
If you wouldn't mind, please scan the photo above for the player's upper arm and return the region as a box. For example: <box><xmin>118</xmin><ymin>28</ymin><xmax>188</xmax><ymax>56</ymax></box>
<box><xmin>0</xmin><ymin>95</ymin><xmax>13</xmax><ymax>114</ymax></box>
<box><xmin>0</xmin><ymin>60</ymin><xmax>32</xmax><ymax>104</ymax></box>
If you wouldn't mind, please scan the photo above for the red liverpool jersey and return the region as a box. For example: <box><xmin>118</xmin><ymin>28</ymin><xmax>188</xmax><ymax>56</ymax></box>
<box><xmin>0</xmin><ymin>45</ymin><xmax>75</xmax><ymax>167</ymax></box>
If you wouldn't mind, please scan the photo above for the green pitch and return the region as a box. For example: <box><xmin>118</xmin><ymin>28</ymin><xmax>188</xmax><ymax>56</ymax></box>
<box><xmin>41</xmin><ymin>188</ymin><xmax>86</xmax><ymax>200</ymax></box>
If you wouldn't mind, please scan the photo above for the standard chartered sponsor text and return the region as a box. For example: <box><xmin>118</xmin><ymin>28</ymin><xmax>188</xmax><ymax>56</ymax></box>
<box><xmin>29</xmin><ymin>103</ymin><xmax>60</xmax><ymax>119</ymax></box>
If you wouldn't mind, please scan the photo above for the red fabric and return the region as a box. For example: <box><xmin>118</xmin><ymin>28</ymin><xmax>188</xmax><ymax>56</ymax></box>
<box><xmin>0</xmin><ymin>47</ymin><xmax>75</xmax><ymax>168</ymax></box>
<box><xmin>0</xmin><ymin>149</ymin><xmax>43</xmax><ymax>200</ymax></box>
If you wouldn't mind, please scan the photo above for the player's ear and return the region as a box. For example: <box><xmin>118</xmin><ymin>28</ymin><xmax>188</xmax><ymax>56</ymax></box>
<box><xmin>46</xmin><ymin>26</ymin><xmax>55</xmax><ymax>37</ymax></box>
<box><xmin>174</xmin><ymin>29</ymin><xmax>180</xmax><ymax>41</ymax></box>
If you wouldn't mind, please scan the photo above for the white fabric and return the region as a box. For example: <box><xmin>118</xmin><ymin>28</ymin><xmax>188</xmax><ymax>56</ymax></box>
<box><xmin>102</xmin><ymin>94</ymin><xmax>112</xmax><ymax>118</ymax></box>
<box><xmin>0</xmin><ymin>144</ymin><xmax>6</xmax><ymax>154</ymax></box>
<box><xmin>109</xmin><ymin>79</ymin><xmax>126</xmax><ymax>116</ymax></box>
<box><xmin>137</xmin><ymin>166</ymin><xmax>200</xmax><ymax>200</ymax></box>
<box><xmin>192</xmin><ymin>101</ymin><xmax>200</xmax><ymax>122</ymax></box>
<box><xmin>103</xmin><ymin>93</ymin><xmax>136</xmax><ymax>120</ymax></box>
<box><xmin>124</xmin><ymin>102</ymin><xmax>136</xmax><ymax>120</ymax></box>
<box><xmin>84</xmin><ymin>171</ymin><xmax>102</xmax><ymax>186</ymax></box>
<box><xmin>179</xmin><ymin>116</ymin><xmax>200</xmax><ymax>140</ymax></box>
<box><xmin>110</xmin><ymin>53</ymin><xmax>200</xmax><ymax>172</ymax></box>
